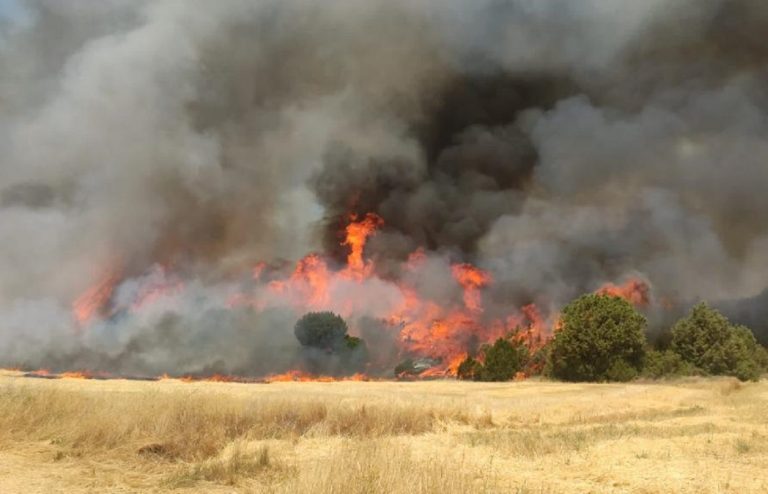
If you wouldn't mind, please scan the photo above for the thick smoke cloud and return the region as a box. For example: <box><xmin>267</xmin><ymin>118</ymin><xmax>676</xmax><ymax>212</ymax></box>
<box><xmin>1</xmin><ymin>0</ymin><xmax>768</xmax><ymax>375</ymax></box>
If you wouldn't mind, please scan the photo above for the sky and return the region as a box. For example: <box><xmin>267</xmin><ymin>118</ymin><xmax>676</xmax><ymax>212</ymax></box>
<box><xmin>0</xmin><ymin>0</ymin><xmax>20</xmax><ymax>18</ymax></box>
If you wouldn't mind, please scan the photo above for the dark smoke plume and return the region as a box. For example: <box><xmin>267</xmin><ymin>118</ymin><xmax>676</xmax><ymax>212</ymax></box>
<box><xmin>2</xmin><ymin>0</ymin><xmax>768</xmax><ymax>377</ymax></box>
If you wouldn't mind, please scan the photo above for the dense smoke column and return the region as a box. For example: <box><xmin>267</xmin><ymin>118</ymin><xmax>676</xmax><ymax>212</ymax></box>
<box><xmin>314</xmin><ymin>73</ymin><xmax>578</xmax><ymax>263</ymax></box>
<box><xmin>1</xmin><ymin>0</ymin><xmax>768</xmax><ymax>375</ymax></box>
<box><xmin>312</xmin><ymin>0</ymin><xmax>768</xmax><ymax>334</ymax></box>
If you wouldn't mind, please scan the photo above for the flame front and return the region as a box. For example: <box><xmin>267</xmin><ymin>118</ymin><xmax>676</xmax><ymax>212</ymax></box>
<box><xmin>596</xmin><ymin>279</ymin><xmax>650</xmax><ymax>307</ymax></box>
<box><xmin>72</xmin><ymin>268</ymin><xmax>121</xmax><ymax>326</ymax></box>
<box><xmin>65</xmin><ymin>214</ymin><xmax>653</xmax><ymax>381</ymax></box>
<box><xmin>451</xmin><ymin>263</ymin><xmax>492</xmax><ymax>313</ymax></box>
<box><xmin>343</xmin><ymin>212</ymin><xmax>383</xmax><ymax>280</ymax></box>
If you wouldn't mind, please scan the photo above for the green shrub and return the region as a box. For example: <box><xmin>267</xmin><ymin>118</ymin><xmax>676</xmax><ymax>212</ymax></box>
<box><xmin>753</xmin><ymin>343</ymin><xmax>768</xmax><ymax>371</ymax></box>
<box><xmin>547</xmin><ymin>294</ymin><xmax>647</xmax><ymax>382</ymax></box>
<box><xmin>343</xmin><ymin>335</ymin><xmax>363</xmax><ymax>350</ymax></box>
<box><xmin>294</xmin><ymin>312</ymin><xmax>369</xmax><ymax>374</ymax></box>
<box><xmin>294</xmin><ymin>312</ymin><xmax>349</xmax><ymax>350</ymax></box>
<box><xmin>605</xmin><ymin>359</ymin><xmax>640</xmax><ymax>382</ymax></box>
<box><xmin>670</xmin><ymin>303</ymin><xmax>764</xmax><ymax>381</ymax></box>
<box><xmin>642</xmin><ymin>349</ymin><xmax>699</xmax><ymax>379</ymax></box>
<box><xmin>457</xmin><ymin>337</ymin><xmax>529</xmax><ymax>382</ymax></box>
<box><xmin>478</xmin><ymin>338</ymin><xmax>528</xmax><ymax>381</ymax></box>
<box><xmin>727</xmin><ymin>326</ymin><xmax>762</xmax><ymax>382</ymax></box>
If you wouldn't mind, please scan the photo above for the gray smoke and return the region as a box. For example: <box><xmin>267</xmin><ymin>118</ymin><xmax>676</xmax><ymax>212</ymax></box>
<box><xmin>1</xmin><ymin>0</ymin><xmax>767</xmax><ymax>376</ymax></box>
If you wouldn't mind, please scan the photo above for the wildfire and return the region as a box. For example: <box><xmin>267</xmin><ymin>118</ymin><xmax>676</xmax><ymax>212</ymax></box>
<box><xmin>252</xmin><ymin>261</ymin><xmax>267</xmax><ymax>280</ymax></box>
<box><xmin>263</xmin><ymin>370</ymin><xmax>368</xmax><ymax>383</ymax></box>
<box><xmin>72</xmin><ymin>264</ymin><xmax>185</xmax><ymax>327</ymax></box>
<box><xmin>596</xmin><ymin>278</ymin><xmax>650</xmax><ymax>307</ymax></box>
<box><xmin>130</xmin><ymin>268</ymin><xmax>185</xmax><ymax>312</ymax></box>
<box><xmin>391</xmin><ymin>261</ymin><xmax>546</xmax><ymax>376</ymax></box>
<box><xmin>507</xmin><ymin>304</ymin><xmax>547</xmax><ymax>349</ymax></box>
<box><xmin>72</xmin><ymin>268</ymin><xmax>121</xmax><ymax>325</ymax></box>
<box><xmin>267</xmin><ymin>254</ymin><xmax>331</xmax><ymax>308</ymax></box>
<box><xmin>451</xmin><ymin>263</ymin><xmax>492</xmax><ymax>313</ymax></box>
<box><xmin>342</xmin><ymin>213</ymin><xmax>383</xmax><ymax>280</ymax></box>
<box><xmin>63</xmin><ymin>212</ymin><xmax>655</xmax><ymax>382</ymax></box>
<box><xmin>59</xmin><ymin>371</ymin><xmax>91</xmax><ymax>379</ymax></box>
<box><xmin>21</xmin><ymin>369</ymin><xmax>110</xmax><ymax>380</ymax></box>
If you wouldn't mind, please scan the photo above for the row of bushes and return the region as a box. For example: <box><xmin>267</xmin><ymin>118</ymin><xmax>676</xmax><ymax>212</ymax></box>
<box><xmin>295</xmin><ymin>296</ymin><xmax>768</xmax><ymax>383</ymax></box>
<box><xmin>458</xmin><ymin>295</ymin><xmax>768</xmax><ymax>382</ymax></box>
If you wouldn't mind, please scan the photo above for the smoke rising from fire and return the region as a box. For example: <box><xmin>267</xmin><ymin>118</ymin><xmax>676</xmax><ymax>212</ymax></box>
<box><xmin>2</xmin><ymin>0</ymin><xmax>768</xmax><ymax>376</ymax></box>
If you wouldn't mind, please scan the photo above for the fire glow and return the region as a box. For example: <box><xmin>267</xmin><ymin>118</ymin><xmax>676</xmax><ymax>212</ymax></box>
<box><xmin>58</xmin><ymin>214</ymin><xmax>650</xmax><ymax>382</ymax></box>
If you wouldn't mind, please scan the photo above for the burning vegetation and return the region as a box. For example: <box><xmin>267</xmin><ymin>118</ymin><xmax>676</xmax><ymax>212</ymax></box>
<box><xmin>26</xmin><ymin>212</ymin><xmax>742</xmax><ymax>383</ymax></box>
<box><xmin>39</xmin><ymin>211</ymin><xmax>764</xmax><ymax>383</ymax></box>
<box><xmin>2</xmin><ymin>1</ymin><xmax>768</xmax><ymax>382</ymax></box>
<box><xmin>61</xmin><ymin>214</ymin><xmax>568</xmax><ymax>379</ymax></box>
<box><xmin>12</xmin><ymin>210</ymin><xmax>666</xmax><ymax>381</ymax></box>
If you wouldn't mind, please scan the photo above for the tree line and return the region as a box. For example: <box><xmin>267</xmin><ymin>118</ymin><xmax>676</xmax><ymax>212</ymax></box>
<box><xmin>293</xmin><ymin>294</ymin><xmax>768</xmax><ymax>382</ymax></box>
<box><xmin>458</xmin><ymin>295</ymin><xmax>768</xmax><ymax>382</ymax></box>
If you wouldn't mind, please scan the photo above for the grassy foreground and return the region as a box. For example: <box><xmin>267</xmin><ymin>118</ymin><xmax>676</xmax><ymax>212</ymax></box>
<box><xmin>0</xmin><ymin>371</ymin><xmax>766</xmax><ymax>493</ymax></box>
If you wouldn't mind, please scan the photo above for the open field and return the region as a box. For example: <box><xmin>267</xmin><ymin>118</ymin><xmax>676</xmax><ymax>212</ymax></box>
<box><xmin>0</xmin><ymin>371</ymin><xmax>766</xmax><ymax>493</ymax></box>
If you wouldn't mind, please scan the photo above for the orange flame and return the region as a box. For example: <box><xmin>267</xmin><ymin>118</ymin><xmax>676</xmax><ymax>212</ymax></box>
<box><xmin>130</xmin><ymin>270</ymin><xmax>184</xmax><ymax>312</ymax></box>
<box><xmin>263</xmin><ymin>370</ymin><xmax>368</xmax><ymax>383</ymax></box>
<box><xmin>72</xmin><ymin>268</ymin><xmax>121</xmax><ymax>326</ymax></box>
<box><xmin>596</xmin><ymin>278</ymin><xmax>650</xmax><ymax>307</ymax></box>
<box><xmin>451</xmin><ymin>263</ymin><xmax>492</xmax><ymax>313</ymax></box>
<box><xmin>343</xmin><ymin>213</ymin><xmax>383</xmax><ymax>280</ymax></box>
<box><xmin>252</xmin><ymin>261</ymin><xmax>267</xmax><ymax>280</ymax></box>
<box><xmin>60</xmin><ymin>211</ymin><xmax>658</xmax><ymax>382</ymax></box>
<box><xmin>506</xmin><ymin>303</ymin><xmax>548</xmax><ymax>350</ymax></box>
<box><xmin>292</xmin><ymin>254</ymin><xmax>331</xmax><ymax>306</ymax></box>
<box><xmin>20</xmin><ymin>369</ymin><xmax>112</xmax><ymax>380</ymax></box>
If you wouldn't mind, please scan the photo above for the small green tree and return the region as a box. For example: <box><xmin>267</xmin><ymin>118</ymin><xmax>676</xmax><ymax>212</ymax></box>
<box><xmin>294</xmin><ymin>312</ymin><xmax>369</xmax><ymax>374</ymax></box>
<box><xmin>670</xmin><ymin>303</ymin><xmax>764</xmax><ymax>381</ymax></box>
<box><xmin>547</xmin><ymin>294</ymin><xmax>647</xmax><ymax>382</ymax></box>
<box><xmin>642</xmin><ymin>349</ymin><xmax>699</xmax><ymax>379</ymax></box>
<box><xmin>478</xmin><ymin>337</ymin><xmax>529</xmax><ymax>381</ymax></box>
<box><xmin>294</xmin><ymin>312</ymin><xmax>348</xmax><ymax>350</ymax></box>
<box><xmin>753</xmin><ymin>342</ymin><xmax>768</xmax><ymax>371</ymax></box>
<box><xmin>670</xmin><ymin>303</ymin><xmax>730</xmax><ymax>371</ymax></box>
<box><xmin>457</xmin><ymin>336</ymin><xmax>529</xmax><ymax>381</ymax></box>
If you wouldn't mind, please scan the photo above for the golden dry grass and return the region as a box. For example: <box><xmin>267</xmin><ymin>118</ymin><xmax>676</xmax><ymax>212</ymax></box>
<box><xmin>0</xmin><ymin>371</ymin><xmax>766</xmax><ymax>493</ymax></box>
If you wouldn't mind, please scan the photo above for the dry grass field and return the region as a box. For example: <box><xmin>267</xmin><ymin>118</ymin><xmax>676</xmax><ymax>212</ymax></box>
<box><xmin>0</xmin><ymin>371</ymin><xmax>766</xmax><ymax>493</ymax></box>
